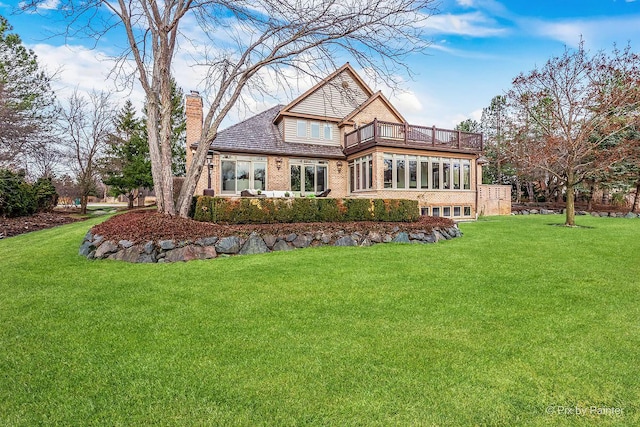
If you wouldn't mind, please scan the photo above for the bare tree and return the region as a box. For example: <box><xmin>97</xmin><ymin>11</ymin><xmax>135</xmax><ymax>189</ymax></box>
<box><xmin>22</xmin><ymin>0</ymin><xmax>436</xmax><ymax>217</ymax></box>
<box><xmin>58</xmin><ymin>90</ymin><xmax>116</xmax><ymax>214</ymax></box>
<box><xmin>507</xmin><ymin>43</ymin><xmax>640</xmax><ymax>226</ymax></box>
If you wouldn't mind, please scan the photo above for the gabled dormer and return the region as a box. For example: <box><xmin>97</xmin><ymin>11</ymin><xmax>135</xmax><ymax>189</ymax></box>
<box><xmin>274</xmin><ymin>63</ymin><xmax>374</xmax><ymax>147</ymax></box>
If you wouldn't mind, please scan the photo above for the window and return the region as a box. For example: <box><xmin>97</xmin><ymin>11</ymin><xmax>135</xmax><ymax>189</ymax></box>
<box><xmin>324</xmin><ymin>124</ymin><xmax>332</xmax><ymax>140</ymax></box>
<box><xmin>396</xmin><ymin>157</ymin><xmax>405</xmax><ymax>188</ymax></box>
<box><xmin>310</xmin><ymin>122</ymin><xmax>320</xmax><ymax>138</ymax></box>
<box><xmin>237</xmin><ymin>161</ymin><xmax>250</xmax><ymax>191</ymax></box>
<box><xmin>421</xmin><ymin>207</ymin><xmax>429</xmax><ymax>216</ymax></box>
<box><xmin>420</xmin><ymin>159</ymin><xmax>429</xmax><ymax>189</ymax></box>
<box><xmin>431</xmin><ymin>158</ymin><xmax>440</xmax><ymax>189</ymax></box>
<box><xmin>443</xmin><ymin>206</ymin><xmax>451</xmax><ymax>217</ymax></box>
<box><xmin>463</xmin><ymin>160</ymin><xmax>471</xmax><ymax>190</ymax></box>
<box><xmin>432</xmin><ymin>207</ymin><xmax>440</xmax><ymax>217</ymax></box>
<box><xmin>409</xmin><ymin>157</ymin><xmax>417</xmax><ymax>189</ymax></box>
<box><xmin>381</xmin><ymin>153</ymin><xmax>472</xmax><ymax>191</ymax></box>
<box><xmin>290</xmin><ymin>160</ymin><xmax>327</xmax><ymax>194</ymax></box>
<box><xmin>454</xmin><ymin>206</ymin><xmax>461</xmax><ymax>217</ymax></box>
<box><xmin>290</xmin><ymin>164</ymin><xmax>301</xmax><ymax>191</ymax></box>
<box><xmin>297</xmin><ymin>120</ymin><xmax>306</xmax><ymax>137</ymax></box>
<box><xmin>453</xmin><ymin>161</ymin><xmax>460</xmax><ymax>190</ymax></box>
<box><xmin>221</xmin><ymin>156</ymin><xmax>267</xmax><ymax>194</ymax></box>
<box><xmin>464</xmin><ymin>206</ymin><xmax>471</xmax><ymax>216</ymax></box>
<box><xmin>350</xmin><ymin>155</ymin><xmax>373</xmax><ymax>192</ymax></box>
<box><xmin>349</xmin><ymin>164</ymin><xmax>355</xmax><ymax>192</ymax></box>
<box><xmin>384</xmin><ymin>155</ymin><xmax>393</xmax><ymax>188</ymax></box>
<box><xmin>443</xmin><ymin>160</ymin><xmax>451</xmax><ymax>189</ymax></box>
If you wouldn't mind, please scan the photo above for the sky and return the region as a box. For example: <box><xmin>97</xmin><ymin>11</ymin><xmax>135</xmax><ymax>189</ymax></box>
<box><xmin>3</xmin><ymin>0</ymin><xmax>640</xmax><ymax>129</ymax></box>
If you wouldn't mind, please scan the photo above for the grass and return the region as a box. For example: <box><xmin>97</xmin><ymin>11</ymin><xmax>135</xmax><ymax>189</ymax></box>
<box><xmin>0</xmin><ymin>214</ymin><xmax>638</xmax><ymax>426</ymax></box>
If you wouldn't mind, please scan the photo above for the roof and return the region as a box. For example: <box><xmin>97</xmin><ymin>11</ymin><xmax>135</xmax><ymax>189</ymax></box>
<box><xmin>198</xmin><ymin>105</ymin><xmax>346</xmax><ymax>159</ymax></box>
<box><xmin>274</xmin><ymin>63</ymin><xmax>374</xmax><ymax>124</ymax></box>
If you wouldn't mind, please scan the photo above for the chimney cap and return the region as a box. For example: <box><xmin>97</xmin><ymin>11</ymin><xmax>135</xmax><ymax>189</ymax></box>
<box><xmin>189</xmin><ymin>90</ymin><xmax>200</xmax><ymax>96</ymax></box>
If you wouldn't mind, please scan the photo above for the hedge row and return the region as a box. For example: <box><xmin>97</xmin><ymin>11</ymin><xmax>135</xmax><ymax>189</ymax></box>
<box><xmin>0</xmin><ymin>169</ymin><xmax>58</xmax><ymax>217</ymax></box>
<box><xmin>192</xmin><ymin>197</ymin><xmax>419</xmax><ymax>224</ymax></box>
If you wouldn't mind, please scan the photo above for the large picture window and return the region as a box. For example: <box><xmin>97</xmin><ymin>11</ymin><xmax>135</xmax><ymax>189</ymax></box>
<box><xmin>290</xmin><ymin>159</ymin><xmax>327</xmax><ymax>194</ymax></box>
<box><xmin>221</xmin><ymin>156</ymin><xmax>267</xmax><ymax>194</ymax></box>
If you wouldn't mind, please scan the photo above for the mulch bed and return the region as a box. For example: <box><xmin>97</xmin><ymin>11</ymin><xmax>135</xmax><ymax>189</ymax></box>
<box><xmin>91</xmin><ymin>210</ymin><xmax>455</xmax><ymax>244</ymax></box>
<box><xmin>0</xmin><ymin>212</ymin><xmax>83</xmax><ymax>239</ymax></box>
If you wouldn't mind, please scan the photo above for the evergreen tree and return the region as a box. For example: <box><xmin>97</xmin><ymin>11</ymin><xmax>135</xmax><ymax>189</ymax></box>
<box><xmin>454</xmin><ymin>119</ymin><xmax>480</xmax><ymax>133</ymax></box>
<box><xmin>102</xmin><ymin>100</ymin><xmax>153</xmax><ymax>209</ymax></box>
<box><xmin>0</xmin><ymin>15</ymin><xmax>56</xmax><ymax>170</ymax></box>
<box><xmin>143</xmin><ymin>78</ymin><xmax>187</xmax><ymax>177</ymax></box>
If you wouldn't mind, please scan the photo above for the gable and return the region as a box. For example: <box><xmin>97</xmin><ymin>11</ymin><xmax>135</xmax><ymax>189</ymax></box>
<box><xmin>288</xmin><ymin>70</ymin><xmax>371</xmax><ymax>119</ymax></box>
<box><xmin>349</xmin><ymin>95</ymin><xmax>405</xmax><ymax>126</ymax></box>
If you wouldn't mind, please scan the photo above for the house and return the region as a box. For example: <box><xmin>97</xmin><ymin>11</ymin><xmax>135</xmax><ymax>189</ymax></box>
<box><xmin>185</xmin><ymin>63</ymin><xmax>511</xmax><ymax>218</ymax></box>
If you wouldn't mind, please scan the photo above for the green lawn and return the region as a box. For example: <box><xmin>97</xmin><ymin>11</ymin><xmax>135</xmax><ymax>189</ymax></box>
<box><xmin>1</xmin><ymin>215</ymin><xmax>638</xmax><ymax>426</ymax></box>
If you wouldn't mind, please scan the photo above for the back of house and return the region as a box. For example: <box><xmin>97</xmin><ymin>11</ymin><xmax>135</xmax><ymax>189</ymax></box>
<box><xmin>186</xmin><ymin>63</ymin><xmax>511</xmax><ymax>218</ymax></box>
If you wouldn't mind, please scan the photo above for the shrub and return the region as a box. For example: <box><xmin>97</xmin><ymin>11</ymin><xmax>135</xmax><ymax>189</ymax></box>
<box><xmin>193</xmin><ymin>196</ymin><xmax>212</xmax><ymax>222</ymax></box>
<box><xmin>343</xmin><ymin>198</ymin><xmax>373</xmax><ymax>221</ymax></box>
<box><xmin>191</xmin><ymin>196</ymin><xmax>418</xmax><ymax>224</ymax></box>
<box><xmin>290</xmin><ymin>198</ymin><xmax>318</xmax><ymax>222</ymax></box>
<box><xmin>0</xmin><ymin>169</ymin><xmax>58</xmax><ymax>217</ymax></box>
<box><xmin>33</xmin><ymin>177</ymin><xmax>58</xmax><ymax>212</ymax></box>
<box><xmin>316</xmin><ymin>199</ymin><xmax>342</xmax><ymax>222</ymax></box>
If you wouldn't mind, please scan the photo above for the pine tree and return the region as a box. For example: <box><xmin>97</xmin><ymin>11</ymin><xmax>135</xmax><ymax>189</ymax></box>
<box><xmin>102</xmin><ymin>100</ymin><xmax>153</xmax><ymax>209</ymax></box>
<box><xmin>0</xmin><ymin>15</ymin><xmax>56</xmax><ymax>170</ymax></box>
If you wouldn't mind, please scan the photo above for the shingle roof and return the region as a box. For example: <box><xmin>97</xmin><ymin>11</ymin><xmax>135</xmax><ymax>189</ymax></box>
<box><xmin>204</xmin><ymin>105</ymin><xmax>346</xmax><ymax>159</ymax></box>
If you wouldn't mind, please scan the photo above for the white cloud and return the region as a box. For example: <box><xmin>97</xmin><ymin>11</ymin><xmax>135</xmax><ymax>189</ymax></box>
<box><xmin>423</xmin><ymin>11</ymin><xmax>507</xmax><ymax>37</ymax></box>
<box><xmin>457</xmin><ymin>0</ymin><xmax>475</xmax><ymax>6</ymax></box>
<box><xmin>19</xmin><ymin>0</ymin><xmax>59</xmax><ymax>12</ymax></box>
<box><xmin>527</xmin><ymin>15</ymin><xmax>640</xmax><ymax>48</ymax></box>
<box><xmin>29</xmin><ymin>43</ymin><xmax>145</xmax><ymax>109</ymax></box>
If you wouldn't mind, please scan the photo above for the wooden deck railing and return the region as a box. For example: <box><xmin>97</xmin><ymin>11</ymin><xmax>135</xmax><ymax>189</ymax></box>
<box><xmin>344</xmin><ymin>119</ymin><xmax>483</xmax><ymax>153</ymax></box>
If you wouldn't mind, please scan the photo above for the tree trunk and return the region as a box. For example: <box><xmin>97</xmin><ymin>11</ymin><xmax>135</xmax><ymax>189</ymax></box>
<box><xmin>127</xmin><ymin>193</ymin><xmax>135</xmax><ymax>209</ymax></box>
<box><xmin>632</xmin><ymin>181</ymin><xmax>640</xmax><ymax>213</ymax></box>
<box><xmin>526</xmin><ymin>182</ymin><xmax>535</xmax><ymax>202</ymax></box>
<box><xmin>565</xmin><ymin>180</ymin><xmax>576</xmax><ymax>226</ymax></box>
<box><xmin>80</xmin><ymin>195</ymin><xmax>88</xmax><ymax>215</ymax></box>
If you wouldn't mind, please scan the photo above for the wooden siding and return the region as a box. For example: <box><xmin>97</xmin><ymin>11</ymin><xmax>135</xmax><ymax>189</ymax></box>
<box><xmin>283</xmin><ymin>117</ymin><xmax>341</xmax><ymax>146</ymax></box>
<box><xmin>290</xmin><ymin>71</ymin><xmax>369</xmax><ymax>118</ymax></box>
<box><xmin>277</xmin><ymin>119</ymin><xmax>284</xmax><ymax>139</ymax></box>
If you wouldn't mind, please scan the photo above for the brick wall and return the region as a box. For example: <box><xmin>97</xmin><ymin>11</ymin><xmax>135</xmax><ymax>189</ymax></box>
<box><xmin>478</xmin><ymin>185</ymin><xmax>512</xmax><ymax>216</ymax></box>
<box><xmin>185</xmin><ymin>92</ymin><xmax>203</xmax><ymax>171</ymax></box>
<box><xmin>352</xmin><ymin>97</ymin><xmax>402</xmax><ymax>124</ymax></box>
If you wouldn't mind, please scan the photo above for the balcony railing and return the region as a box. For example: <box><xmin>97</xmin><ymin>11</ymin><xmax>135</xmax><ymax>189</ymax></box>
<box><xmin>344</xmin><ymin>119</ymin><xmax>483</xmax><ymax>153</ymax></box>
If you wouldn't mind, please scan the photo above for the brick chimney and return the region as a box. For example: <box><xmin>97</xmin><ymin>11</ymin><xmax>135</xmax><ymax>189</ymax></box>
<box><xmin>185</xmin><ymin>91</ymin><xmax>203</xmax><ymax>172</ymax></box>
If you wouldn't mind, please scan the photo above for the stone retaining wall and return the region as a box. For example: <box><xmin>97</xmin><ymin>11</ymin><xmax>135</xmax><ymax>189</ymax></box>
<box><xmin>79</xmin><ymin>225</ymin><xmax>462</xmax><ymax>263</ymax></box>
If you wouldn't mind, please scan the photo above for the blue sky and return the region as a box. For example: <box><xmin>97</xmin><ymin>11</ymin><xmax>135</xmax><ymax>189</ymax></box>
<box><xmin>3</xmin><ymin>0</ymin><xmax>640</xmax><ymax>128</ymax></box>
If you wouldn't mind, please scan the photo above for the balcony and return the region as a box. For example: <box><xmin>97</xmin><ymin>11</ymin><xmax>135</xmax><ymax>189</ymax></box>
<box><xmin>344</xmin><ymin>119</ymin><xmax>483</xmax><ymax>155</ymax></box>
